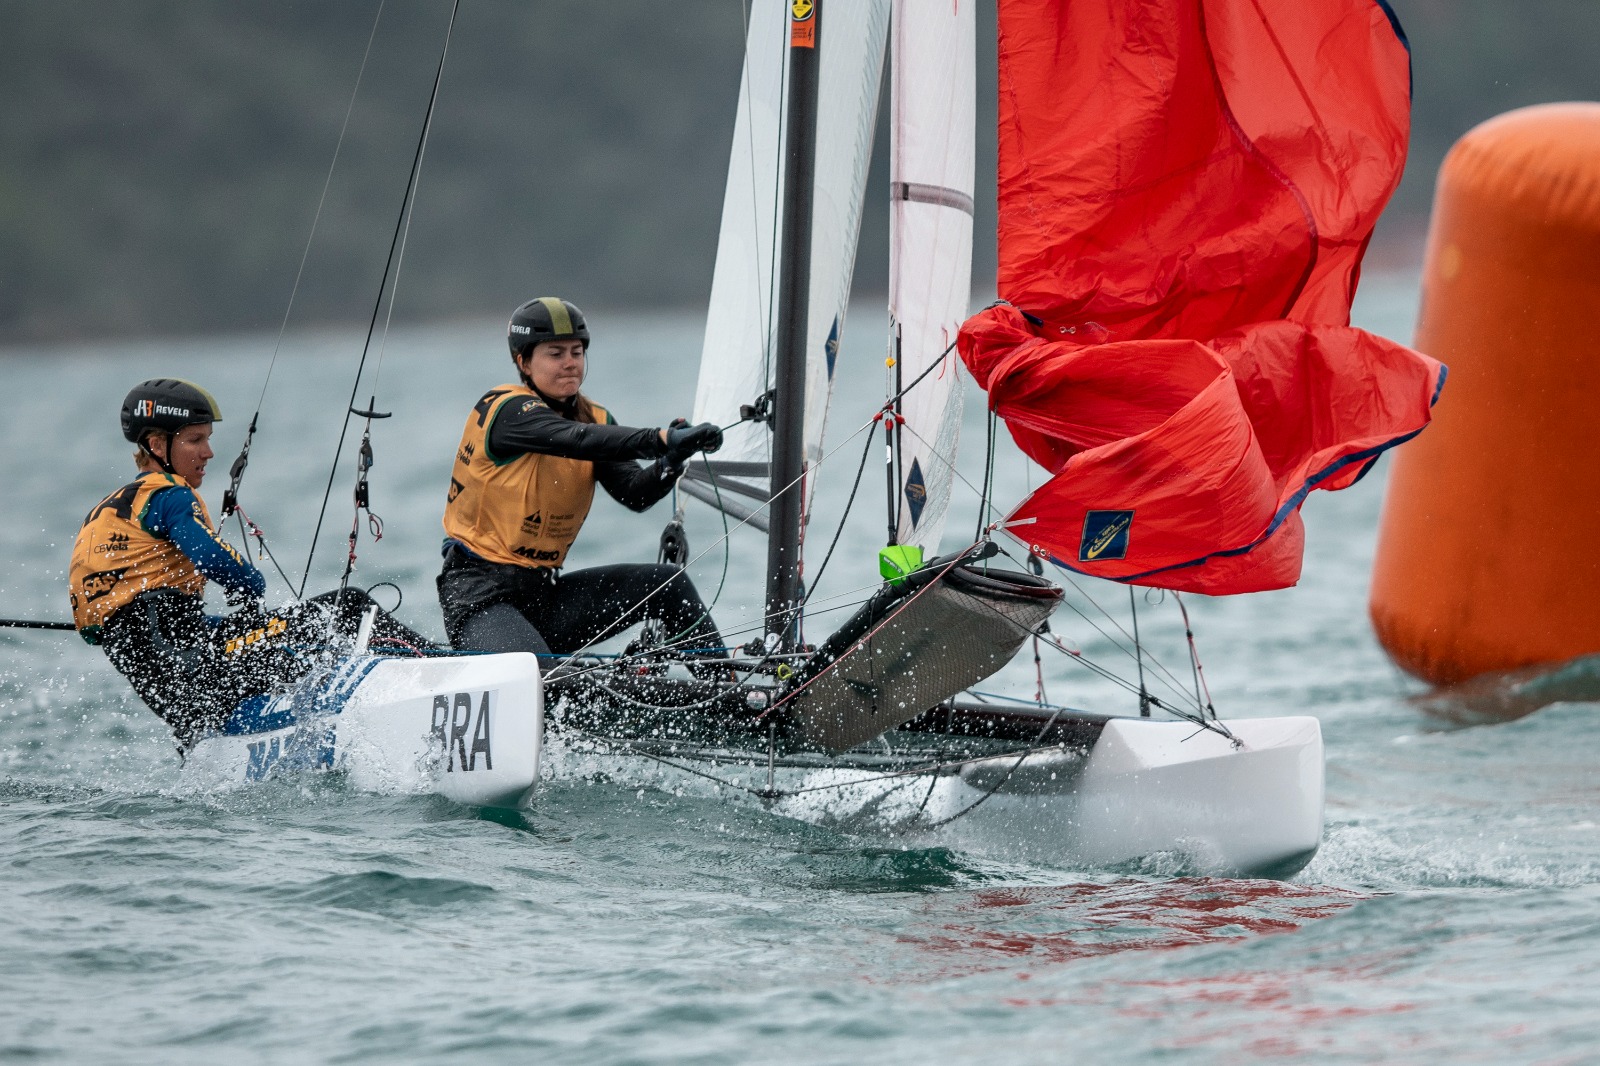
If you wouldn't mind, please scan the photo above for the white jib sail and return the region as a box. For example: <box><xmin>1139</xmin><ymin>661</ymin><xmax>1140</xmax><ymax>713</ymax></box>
<box><xmin>888</xmin><ymin>0</ymin><xmax>974</xmax><ymax>553</ymax></box>
<box><xmin>693</xmin><ymin>1</ymin><xmax>784</xmax><ymax>471</ymax></box>
<box><xmin>691</xmin><ymin>0</ymin><xmax>889</xmax><ymax>530</ymax></box>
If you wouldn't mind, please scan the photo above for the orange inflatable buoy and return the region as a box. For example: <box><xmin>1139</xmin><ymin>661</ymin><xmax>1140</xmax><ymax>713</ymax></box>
<box><xmin>1371</xmin><ymin>103</ymin><xmax>1600</xmax><ymax>686</ymax></box>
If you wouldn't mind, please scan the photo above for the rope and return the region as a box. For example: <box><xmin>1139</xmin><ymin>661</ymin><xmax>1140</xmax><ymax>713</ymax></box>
<box><xmin>589</xmin><ymin>681</ymin><xmax>732</xmax><ymax>714</ymax></box>
<box><xmin>660</xmin><ymin>451</ymin><xmax>732</xmax><ymax>649</ymax></box>
<box><xmin>915</xmin><ymin>705</ymin><xmax>1067</xmax><ymax>830</ymax></box>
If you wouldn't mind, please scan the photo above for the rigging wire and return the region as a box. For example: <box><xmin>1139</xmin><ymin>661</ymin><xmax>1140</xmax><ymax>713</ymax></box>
<box><xmin>544</xmin><ymin>412</ymin><xmax>881</xmax><ymax>673</ymax></box>
<box><xmin>1130</xmin><ymin>586</ymin><xmax>1151</xmax><ymax>717</ymax></box>
<box><xmin>973</xmin><ymin>403</ymin><xmax>997</xmax><ymax>545</ymax></box>
<box><xmin>233</xmin><ymin>505</ymin><xmax>298</xmax><ymax>592</ymax></box>
<box><xmin>549</xmin><ymin>339</ymin><xmax>965</xmax><ymax>679</ymax></box>
<box><xmin>544</xmin><ymin>573</ymin><xmax>894</xmax><ymax>690</ymax></box>
<box><xmin>1175</xmin><ymin>591</ymin><xmax>1218</xmax><ymax>720</ymax></box>
<box><xmin>662</xmin><ymin>452</ymin><xmax>733</xmax><ymax>647</ymax></box>
<box><xmin>758</xmin><ymin>0</ymin><xmax>784</xmax><ymax>401</ymax></box>
<box><xmin>894</xmin><ymin>401</ymin><xmax>1209</xmax><ymax>712</ymax></box>
<box><xmin>217</xmin><ymin>2</ymin><xmax>389</xmax><ymax>597</ymax></box>
<box><xmin>255</xmin><ymin>4</ymin><xmax>387</xmax><ymax>414</ymax></box>
<box><xmin>949</xmin><ymin>585</ymin><xmax>1230</xmax><ymax>737</ymax></box>
<box><xmin>554</xmin><ymin>715</ymin><xmax>1084</xmax><ymax>807</ymax></box>
<box><xmin>755</xmin><ymin>543</ymin><xmax>991</xmax><ymax>722</ymax></box>
<box><xmin>297</xmin><ymin>0</ymin><xmax>462</xmax><ymax>599</ymax></box>
<box><xmin>799</xmin><ymin>415</ymin><xmax>878</xmax><ymax>608</ymax></box>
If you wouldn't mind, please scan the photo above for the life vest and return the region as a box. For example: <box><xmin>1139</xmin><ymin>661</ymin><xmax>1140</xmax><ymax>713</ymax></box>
<box><xmin>68</xmin><ymin>472</ymin><xmax>213</xmax><ymax>643</ymax></box>
<box><xmin>442</xmin><ymin>384</ymin><xmax>612</xmax><ymax>569</ymax></box>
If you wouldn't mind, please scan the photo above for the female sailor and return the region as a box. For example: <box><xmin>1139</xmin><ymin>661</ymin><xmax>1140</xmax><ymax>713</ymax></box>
<box><xmin>438</xmin><ymin>296</ymin><xmax>727</xmax><ymax>674</ymax></box>
<box><xmin>68</xmin><ymin>378</ymin><xmax>431</xmax><ymax>749</ymax></box>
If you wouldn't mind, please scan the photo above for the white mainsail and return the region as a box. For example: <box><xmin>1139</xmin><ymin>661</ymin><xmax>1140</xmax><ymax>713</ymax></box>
<box><xmin>689</xmin><ymin>0</ymin><xmax>890</xmax><ymax>531</ymax></box>
<box><xmin>888</xmin><ymin>0</ymin><xmax>974</xmax><ymax>554</ymax></box>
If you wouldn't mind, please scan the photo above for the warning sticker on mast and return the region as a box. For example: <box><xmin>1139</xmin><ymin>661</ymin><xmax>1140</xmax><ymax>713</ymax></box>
<box><xmin>790</xmin><ymin>0</ymin><xmax>815</xmax><ymax>47</ymax></box>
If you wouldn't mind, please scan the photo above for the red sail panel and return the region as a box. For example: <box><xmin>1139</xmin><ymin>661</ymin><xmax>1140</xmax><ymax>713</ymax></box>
<box><xmin>992</xmin><ymin>0</ymin><xmax>1410</xmax><ymax>338</ymax></box>
<box><xmin>963</xmin><ymin>0</ymin><xmax>1441</xmax><ymax>595</ymax></box>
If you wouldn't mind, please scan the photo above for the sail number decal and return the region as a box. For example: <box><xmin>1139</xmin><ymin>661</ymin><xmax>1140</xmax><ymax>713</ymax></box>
<box><xmin>431</xmin><ymin>690</ymin><xmax>495</xmax><ymax>772</ymax></box>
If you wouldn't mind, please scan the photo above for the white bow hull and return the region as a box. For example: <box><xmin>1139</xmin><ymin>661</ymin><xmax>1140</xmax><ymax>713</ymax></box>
<box><xmin>183</xmin><ymin>652</ymin><xmax>544</xmax><ymax>809</ymax></box>
<box><xmin>774</xmin><ymin>715</ymin><xmax>1324</xmax><ymax>877</ymax></box>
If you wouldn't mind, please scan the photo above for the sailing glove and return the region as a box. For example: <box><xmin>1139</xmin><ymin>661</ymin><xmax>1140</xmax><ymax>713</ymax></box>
<box><xmin>665</xmin><ymin>420</ymin><xmax>723</xmax><ymax>463</ymax></box>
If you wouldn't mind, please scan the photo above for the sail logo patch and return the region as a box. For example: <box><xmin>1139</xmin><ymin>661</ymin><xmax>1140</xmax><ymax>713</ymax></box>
<box><xmin>1080</xmin><ymin>510</ymin><xmax>1133</xmax><ymax>561</ymax></box>
<box><xmin>903</xmin><ymin>458</ymin><xmax>928</xmax><ymax>527</ymax></box>
<box><xmin>824</xmin><ymin>315</ymin><xmax>840</xmax><ymax>379</ymax></box>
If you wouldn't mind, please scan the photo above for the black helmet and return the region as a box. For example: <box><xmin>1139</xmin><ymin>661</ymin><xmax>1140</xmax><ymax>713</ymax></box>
<box><xmin>120</xmin><ymin>378</ymin><xmax>223</xmax><ymax>444</ymax></box>
<box><xmin>507</xmin><ymin>297</ymin><xmax>590</xmax><ymax>360</ymax></box>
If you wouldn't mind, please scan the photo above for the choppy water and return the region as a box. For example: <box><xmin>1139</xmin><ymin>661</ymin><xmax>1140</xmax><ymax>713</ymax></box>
<box><xmin>3</xmin><ymin>280</ymin><xmax>1598</xmax><ymax>1063</ymax></box>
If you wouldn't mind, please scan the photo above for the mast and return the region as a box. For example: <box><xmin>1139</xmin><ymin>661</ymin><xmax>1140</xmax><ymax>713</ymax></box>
<box><xmin>765</xmin><ymin>0</ymin><xmax>822</xmax><ymax>651</ymax></box>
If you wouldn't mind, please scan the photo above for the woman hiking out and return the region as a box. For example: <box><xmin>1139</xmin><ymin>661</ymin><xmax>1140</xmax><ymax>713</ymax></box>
<box><xmin>69</xmin><ymin>378</ymin><xmax>431</xmax><ymax>750</ymax></box>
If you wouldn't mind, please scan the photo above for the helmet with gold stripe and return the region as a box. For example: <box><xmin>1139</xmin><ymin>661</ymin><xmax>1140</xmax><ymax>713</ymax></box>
<box><xmin>507</xmin><ymin>297</ymin><xmax>589</xmax><ymax>361</ymax></box>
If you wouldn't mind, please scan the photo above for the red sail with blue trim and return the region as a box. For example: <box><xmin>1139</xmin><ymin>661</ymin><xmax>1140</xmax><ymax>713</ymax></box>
<box><xmin>958</xmin><ymin>0</ymin><xmax>1445</xmax><ymax>594</ymax></box>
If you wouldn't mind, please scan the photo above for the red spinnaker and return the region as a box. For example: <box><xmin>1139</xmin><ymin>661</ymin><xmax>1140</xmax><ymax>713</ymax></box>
<box><xmin>960</xmin><ymin>0</ymin><xmax>1445</xmax><ymax>594</ymax></box>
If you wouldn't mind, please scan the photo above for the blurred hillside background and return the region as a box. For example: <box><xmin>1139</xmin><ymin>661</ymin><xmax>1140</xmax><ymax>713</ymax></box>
<box><xmin>2</xmin><ymin>0</ymin><xmax>1596</xmax><ymax>345</ymax></box>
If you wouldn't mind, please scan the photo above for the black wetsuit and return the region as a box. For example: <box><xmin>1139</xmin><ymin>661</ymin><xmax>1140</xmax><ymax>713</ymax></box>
<box><xmin>437</xmin><ymin>390</ymin><xmax>726</xmax><ymax>667</ymax></box>
<box><xmin>102</xmin><ymin>588</ymin><xmax>435</xmax><ymax>749</ymax></box>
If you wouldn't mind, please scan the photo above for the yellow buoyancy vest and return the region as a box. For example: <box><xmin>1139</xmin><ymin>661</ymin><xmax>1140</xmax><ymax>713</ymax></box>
<box><xmin>68</xmin><ymin>472</ymin><xmax>213</xmax><ymax>643</ymax></box>
<box><xmin>441</xmin><ymin>385</ymin><xmax>613</xmax><ymax>569</ymax></box>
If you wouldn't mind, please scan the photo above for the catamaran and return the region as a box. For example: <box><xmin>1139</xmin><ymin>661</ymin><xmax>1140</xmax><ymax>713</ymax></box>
<box><xmin>184</xmin><ymin>0</ymin><xmax>1441</xmax><ymax>878</ymax></box>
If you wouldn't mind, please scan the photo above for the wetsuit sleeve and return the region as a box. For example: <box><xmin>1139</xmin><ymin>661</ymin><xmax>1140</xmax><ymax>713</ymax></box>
<box><xmin>143</xmin><ymin>487</ymin><xmax>267</xmax><ymax>599</ymax></box>
<box><xmin>488</xmin><ymin>399</ymin><xmax>666</xmax><ymax>463</ymax></box>
<box><xmin>595</xmin><ymin>459</ymin><xmax>677</xmax><ymax>512</ymax></box>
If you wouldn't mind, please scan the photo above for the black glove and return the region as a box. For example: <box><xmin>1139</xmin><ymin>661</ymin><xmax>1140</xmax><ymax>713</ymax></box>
<box><xmin>664</xmin><ymin>420</ymin><xmax>723</xmax><ymax>464</ymax></box>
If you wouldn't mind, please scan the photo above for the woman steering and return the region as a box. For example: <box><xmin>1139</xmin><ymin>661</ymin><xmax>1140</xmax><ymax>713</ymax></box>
<box><xmin>437</xmin><ymin>297</ymin><xmax>728</xmax><ymax>676</ymax></box>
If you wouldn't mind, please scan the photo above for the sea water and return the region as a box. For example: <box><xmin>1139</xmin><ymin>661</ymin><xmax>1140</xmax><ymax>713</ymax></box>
<box><xmin>2</xmin><ymin>278</ymin><xmax>1597</xmax><ymax>1063</ymax></box>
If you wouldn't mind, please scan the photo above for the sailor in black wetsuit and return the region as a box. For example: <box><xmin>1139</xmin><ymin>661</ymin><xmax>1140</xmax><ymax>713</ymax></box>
<box><xmin>438</xmin><ymin>297</ymin><xmax>727</xmax><ymax>672</ymax></box>
<box><xmin>69</xmin><ymin>379</ymin><xmax>433</xmax><ymax>749</ymax></box>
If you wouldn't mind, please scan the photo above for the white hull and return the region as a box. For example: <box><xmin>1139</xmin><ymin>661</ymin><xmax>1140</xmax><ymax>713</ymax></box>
<box><xmin>184</xmin><ymin>652</ymin><xmax>544</xmax><ymax>808</ymax></box>
<box><xmin>773</xmin><ymin>715</ymin><xmax>1324</xmax><ymax>877</ymax></box>
<box><xmin>184</xmin><ymin>650</ymin><xmax>1319</xmax><ymax>875</ymax></box>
